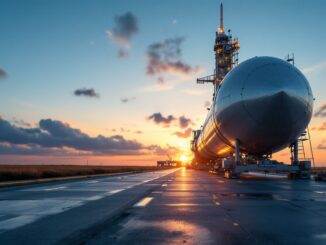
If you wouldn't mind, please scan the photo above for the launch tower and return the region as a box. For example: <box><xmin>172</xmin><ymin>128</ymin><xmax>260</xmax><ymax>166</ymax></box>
<box><xmin>197</xmin><ymin>3</ymin><xmax>240</xmax><ymax>97</ymax></box>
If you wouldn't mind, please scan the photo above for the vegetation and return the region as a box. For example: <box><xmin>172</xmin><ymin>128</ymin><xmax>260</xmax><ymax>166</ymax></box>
<box><xmin>0</xmin><ymin>165</ymin><xmax>165</xmax><ymax>181</ymax></box>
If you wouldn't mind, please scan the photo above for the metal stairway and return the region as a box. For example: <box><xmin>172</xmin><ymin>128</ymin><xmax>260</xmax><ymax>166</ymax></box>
<box><xmin>297</xmin><ymin>129</ymin><xmax>315</xmax><ymax>167</ymax></box>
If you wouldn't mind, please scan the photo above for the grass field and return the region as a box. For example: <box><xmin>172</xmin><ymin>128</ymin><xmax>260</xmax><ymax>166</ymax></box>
<box><xmin>0</xmin><ymin>165</ymin><xmax>167</xmax><ymax>181</ymax></box>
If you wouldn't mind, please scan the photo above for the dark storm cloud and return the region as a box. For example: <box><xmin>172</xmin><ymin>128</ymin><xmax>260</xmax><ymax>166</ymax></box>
<box><xmin>314</xmin><ymin>103</ymin><xmax>326</xmax><ymax>117</ymax></box>
<box><xmin>147</xmin><ymin>113</ymin><xmax>176</xmax><ymax>127</ymax></box>
<box><xmin>146</xmin><ymin>37</ymin><xmax>200</xmax><ymax>77</ymax></box>
<box><xmin>107</xmin><ymin>12</ymin><xmax>139</xmax><ymax>57</ymax></box>
<box><xmin>120</xmin><ymin>96</ymin><xmax>136</xmax><ymax>103</ymax></box>
<box><xmin>12</xmin><ymin>118</ymin><xmax>31</xmax><ymax>127</ymax></box>
<box><xmin>179</xmin><ymin>116</ymin><xmax>192</xmax><ymax>129</ymax></box>
<box><xmin>0</xmin><ymin>143</ymin><xmax>72</xmax><ymax>156</ymax></box>
<box><xmin>0</xmin><ymin>68</ymin><xmax>7</xmax><ymax>78</ymax></box>
<box><xmin>74</xmin><ymin>88</ymin><xmax>99</xmax><ymax>98</ymax></box>
<box><xmin>173</xmin><ymin>128</ymin><xmax>192</xmax><ymax>138</ymax></box>
<box><xmin>0</xmin><ymin>118</ymin><xmax>145</xmax><ymax>155</ymax></box>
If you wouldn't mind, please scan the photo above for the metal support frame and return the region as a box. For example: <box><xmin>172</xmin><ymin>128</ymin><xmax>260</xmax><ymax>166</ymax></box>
<box><xmin>235</xmin><ymin>139</ymin><xmax>240</xmax><ymax>163</ymax></box>
<box><xmin>293</xmin><ymin>140</ymin><xmax>299</xmax><ymax>164</ymax></box>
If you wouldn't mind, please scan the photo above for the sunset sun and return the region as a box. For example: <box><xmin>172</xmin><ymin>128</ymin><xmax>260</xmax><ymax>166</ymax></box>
<box><xmin>180</xmin><ymin>155</ymin><xmax>188</xmax><ymax>162</ymax></box>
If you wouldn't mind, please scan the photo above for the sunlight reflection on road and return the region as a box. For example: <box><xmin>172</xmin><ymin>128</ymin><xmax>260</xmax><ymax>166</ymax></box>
<box><xmin>120</xmin><ymin>219</ymin><xmax>213</xmax><ymax>244</ymax></box>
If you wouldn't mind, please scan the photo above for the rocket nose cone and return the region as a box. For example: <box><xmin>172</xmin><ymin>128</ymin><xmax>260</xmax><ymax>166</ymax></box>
<box><xmin>243</xmin><ymin>90</ymin><xmax>305</xmax><ymax>131</ymax></box>
<box><xmin>241</xmin><ymin>59</ymin><xmax>313</xmax><ymax>144</ymax></box>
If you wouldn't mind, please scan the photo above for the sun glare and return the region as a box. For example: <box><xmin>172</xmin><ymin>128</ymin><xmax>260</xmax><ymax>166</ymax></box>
<box><xmin>180</xmin><ymin>155</ymin><xmax>188</xmax><ymax>162</ymax></box>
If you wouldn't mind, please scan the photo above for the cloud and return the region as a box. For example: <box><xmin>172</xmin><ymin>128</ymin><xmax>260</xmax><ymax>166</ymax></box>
<box><xmin>120</xmin><ymin>128</ymin><xmax>130</xmax><ymax>133</ymax></box>
<box><xmin>311</xmin><ymin>122</ymin><xmax>326</xmax><ymax>131</ymax></box>
<box><xmin>0</xmin><ymin>67</ymin><xmax>7</xmax><ymax>78</ymax></box>
<box><xmin>314</xmin><ymin>103</ymin><xmax>326</xmax><ymax>117</ymax></box>
<box><xmin>204</xmin><ymin>101</ymin><xmax>211</xmax><ymax>108</ymax></box>
<box><xmin>146</xmin><ymin>37</ymin><xmax>201</xmax><ymax>78</ymax></box>
<box><xmin>147</xmin><ymin>113</ymin><xmax>193</xmax><ymax>129</ymax></box>
<box><xmin>317</xmin><ymin>140</ymin><xmax>326</xmax><ymax>150</ymax></box>
<box><xmin>302</xmin><ymin>62</ymin><xmax>326</xmax><ymax>75</ymax></box>
<box><xmin>0</xmin><ymin>142</ymin><xmax>79</xmax><ymax>156</ymax></box>
<box><xmin>147</xmin><ymin>144</ymin><xmax>179</xmax><ymax>156</ymax></box>
<box><xmin>74</xmin><ymin>88</ymin><xmax>100</xmax><ymax>98</ymax></box>
<box><xmin>0</xmin><ymin>117</ymin><xmax>148</xmax><ymax>155</ymax></box>
<box><xmin>107</xmin><ymin>12</ymin><xmax>139</xmax><ymax>57</ymax></box>
<box><xmin>134</xmin><ymin>130</ymin><xmax>143</xmax><ymax>134</ymax></box>
<box><xmin>147</xmin><ymin>113</ymin><xmax>176</xmax><ymax>127</ymax></box>
<box><xmin>172</xmin><ymin>19</ymin><xmax>177</xmax><ymax>25</ymax></box>
<box><xmin>179</xmin><ymin>116</ymin><xmax>192</xmax><ymax>129</ymax></box>
<box><xmin>173</xmin><ymin>128</ymin><xmax>192</xmax><ymax>138</ymax></box>
<box><xmin>12</xmin><ymin>118</ymin><xmax>31</xmax><ymax>127</ymax></box>
<box><xmin>121</xmin><ymin>96</ymin><xmax>136</xmax><ymax>103</ymax></box>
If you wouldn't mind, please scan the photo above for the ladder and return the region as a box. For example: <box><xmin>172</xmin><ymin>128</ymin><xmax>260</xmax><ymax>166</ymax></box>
<box><xmin>297</xmin><ymin>129</ymin><xmax>315</xmax><ymax>167</ymax></box>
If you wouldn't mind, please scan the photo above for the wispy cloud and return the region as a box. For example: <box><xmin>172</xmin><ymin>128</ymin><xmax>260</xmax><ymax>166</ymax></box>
<box><xmin>12</xmin><ymin>118</ymin><xmax>31</xmax><ymax>127</ymax></box>
<box><xmin>204</xmin><ymin>101</ymin><xmax>211</xmax><ymax>108</ymax></box>
<box><xmin>0</xmin><ymin>67</ymin><xmax>7</xmax><ymax>79</ymax></box>
<box><xmin>173</xmin><ymin>128</ymin><xmax>192</xmax><ymax>138</ymax></box>
<box><xmin>317</xmin><ymin>140</ymin><xmax>326</xmax><ymax>150</ymax></box>
<box><xmin>179</xmin><ymin>116</ymin><xmax>192</xmax><ymax>129</ymax></box>
<box><xmin>107</xmin><ymin>12</ymin><xmax>139</xmax><ymax>58</ymax></box>
<box><xmin>120</xmin><ymin>96</ymin><xmax>136</xmax><ymax>103</ymax></box>
<box><xmin>74</xmin><ymin>88</ymin><xmax>100</xmax><ymax>98</ymax></box>
<box><xmin>147</xmin><ymin>113</ymin><xmax>176</xmax><ymax>127</ymax></box>
<box><xmin>143</xmin><ymin>37</ymin><xmax>203</xmax><ymax>92</ymax></box>
<box><xmin>311</xmin><ymin>122</ymin><xmax>326</xmax><ymax>131</ymax></box>
<box><xmin>314</xmin><ymin>103</ymin><xmax>326</xmax><ymax>117</ymax></box>
<box><xmin>147</xmin><ymin>113</ymin><xmax>193</xmax><ymax>131</ymax></box>
<box><xmin>302</xmin><ymin>61</ymin><xmax>326</xmax><ymax>75</ymax></box>
<box><xmin>146</xmin><ymin>37</ymin><xmax>201</xmax><ymax>78</ymax></box>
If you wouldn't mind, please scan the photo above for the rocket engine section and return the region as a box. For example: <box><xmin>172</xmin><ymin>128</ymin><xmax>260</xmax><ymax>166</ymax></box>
<box><xmin>193</xmin><ymin>56</ymin><xmax>313</xmax><ymax>160</ymax></box>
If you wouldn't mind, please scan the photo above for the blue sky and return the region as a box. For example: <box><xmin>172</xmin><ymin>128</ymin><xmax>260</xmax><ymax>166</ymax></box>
<box><xmin>0</xmin><ymin>0</ymin><xmax>326</xmax><ymax>165</ymax></box>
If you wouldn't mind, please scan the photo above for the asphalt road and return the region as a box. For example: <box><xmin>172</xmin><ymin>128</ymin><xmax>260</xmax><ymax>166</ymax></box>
<box><xmin>0</xmin><ymin>168</ymin><xmax>326</xmax><ymax>245</ymax></box>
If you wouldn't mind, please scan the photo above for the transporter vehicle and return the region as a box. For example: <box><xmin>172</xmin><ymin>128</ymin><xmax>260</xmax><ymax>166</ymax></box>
<box><xmin>191</xmin><ymin>4</ymin><xmax>314</xmax><ymax>178</ymax></box>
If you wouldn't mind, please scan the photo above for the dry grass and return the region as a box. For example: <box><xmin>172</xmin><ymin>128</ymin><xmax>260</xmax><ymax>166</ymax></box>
<box><xmin>0</xmin><ymin>165</ymin><xmax>166</xmax><ymax>181</ymax></box>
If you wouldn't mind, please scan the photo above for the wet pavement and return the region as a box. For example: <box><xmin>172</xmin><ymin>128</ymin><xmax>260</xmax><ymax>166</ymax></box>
<box><xmin>84</xmin><ymin>168</ymin><xmax>326</xmax><ymax>245</ymax></box>
<box><xmin>0</xmin><ymin>168</ymin><xmax>326</xmax><ymax>244</ymax></box>
<box><xmin>0</xmin><ymin>169</ymin><xmax>177</xmax><ymax>244</ymax></box>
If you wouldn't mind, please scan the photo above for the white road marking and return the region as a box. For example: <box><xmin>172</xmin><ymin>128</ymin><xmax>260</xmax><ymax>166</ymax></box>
<box><xmin>162</xmin><ymin>184</ymin><xmax>168</xmax><ymax>187</ymax></box>
<box><xmin>108</xmin><ymin>189</ymin><xmax>125</xmax><ymax>194</ymax></box>
<box><xmin>44</xmin><ymin>186</ymin><xmax>66</xmax><ymax>191</ymax></box>
<box><xmin>87</xmin><ymin>180</ymin><xmax>99</xmax><ymax>184</ymax></box>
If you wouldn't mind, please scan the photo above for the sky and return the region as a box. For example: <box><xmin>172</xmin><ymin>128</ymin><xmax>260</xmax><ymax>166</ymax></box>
<box><xmin>0</xmin><ymin>0</ymin><xmax>326</xmax><ymax>166</ymax></box>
